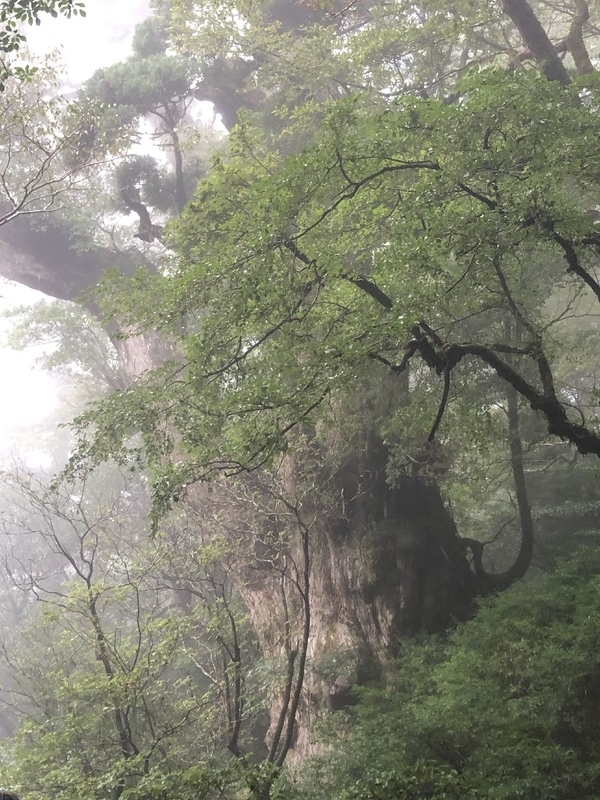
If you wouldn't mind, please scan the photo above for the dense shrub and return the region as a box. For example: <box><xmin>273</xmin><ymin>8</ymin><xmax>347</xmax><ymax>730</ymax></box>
<box><xmin>303</xmin><ymin>551</ymin><xmax>600</xmax><ymax>800</ymax></box>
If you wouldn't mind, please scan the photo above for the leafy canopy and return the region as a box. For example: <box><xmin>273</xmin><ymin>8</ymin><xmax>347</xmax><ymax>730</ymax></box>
<box><xmin>66</xmin><ymin>66</ymin><xmax>600</xmax><ymax>523</ymax></box>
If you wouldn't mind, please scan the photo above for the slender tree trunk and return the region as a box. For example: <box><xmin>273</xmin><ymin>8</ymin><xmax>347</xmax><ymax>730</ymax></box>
<box><xmin>88</xmin><ymin>590</ymin><xmax>139</xmax><ymax>761</ymax></box>
<box><xmin>568</xmin><ymin>0</ymin><xmax>594</xmax><ymax>76</ymax></box>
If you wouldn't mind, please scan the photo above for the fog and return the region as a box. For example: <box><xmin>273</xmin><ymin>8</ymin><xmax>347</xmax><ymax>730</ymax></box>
<box><xmin>1</xmin><ymin>2</ymin><xmax>600</xmax><ymax>797</ymax></box>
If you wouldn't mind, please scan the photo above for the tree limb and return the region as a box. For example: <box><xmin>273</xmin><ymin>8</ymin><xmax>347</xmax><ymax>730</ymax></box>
<box><xmin>500</xmin><ymin>0</ymin><xmax>571</xmax><ymax>84</ymax></box>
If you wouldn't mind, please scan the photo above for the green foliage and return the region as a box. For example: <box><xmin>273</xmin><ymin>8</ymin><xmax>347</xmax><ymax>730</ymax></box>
<box><xmin>76</xmin><ymin>16</ymin><xmax>206</xmax><ymax>216</ymax></box>
<box><xmin>0</xmin><ymin>467</ymin><xmax>263</xmax><ymax>799</ymax></box>
<box><xmin>85</xmin><ymin>55</ymin><xmax>195</xmax><ymax>119</ymax></box>
<box><xmin>68</xmin><ymin>67</ymin><xmax>600</xmax><ymax>523</ymax></box>
<box><xmin>4</xmin><ymin>299</ymin><xmax>126</xmax><ymax>393</ymax></box>
<box><xmin>113</xmin><ymin>154</ymin><xmax>206</xmax><ymax>216</ymax></box>
<box><xmin>7</xmin><ymin>3</ymin><xmax>600</xmax><ymax>800</ymax></box>
<box><xmin>167</xmin><ymin>0</ymin><xmax>506</xmax><ymax>126</ymax></box>
<box><xmin>305</xmin><ymin>552</ymin><xmax>600</xmax><ymax>800</ymax></box>
<box><xmin>0</xmin><ymin>52</ymin><xmax>113</xmax><ymax>234</ymax></box>
<box><xmin>0</xmin><ymin>0</ymin><xmax>84</xmax><ymax>29</ymax></box>
<box><xmin>113</xmin><ymin>155</ymin><xmax>172</xmax><ymax>212</ymax></box>
<box><xmin>119</xmin><ymin>764</ymin><xmax>242</xmax><ymax>800</ymax></box>
<box><xmin>132</xmin><ymin>16</ymin><xmax>169</xmax><ymax>59</ymax></box>
<box><xmin>0</xmin><ymin>0</ymin><xmax>85</xmax><ymax>88</ymax></box>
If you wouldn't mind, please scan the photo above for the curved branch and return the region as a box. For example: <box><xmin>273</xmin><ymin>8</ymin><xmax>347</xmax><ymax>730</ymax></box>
<box><xmin>554</xmin><ymin>232</ymin><xmax>600</xmax><ymax>303</ymax></box>
<box><xmin>120</xmin><ymin>190</ymin><xmax>163</xmax><ymax>243</ymax></box>
<box><xmin>351</xmin><ymin>276</ymin><xmax>393</xmax><ymax>309</ymax></box>
<box><xmin>463</xmin><ymin>387</ymin><xmax>534</xmax><ymax>592</ymax></box>
<box><xmin>446</xmin><ymin>342</ymin><xmax>600</xmax><ymax>457</ymax></box>
<box><xmin>283</xmin><ymin>238</ymin><xmax>393</xmax><ymax>309</ymax></box>
<box><xmin>397</xmin><ymin>323</ymin><xmax>600</xmax><ymax>458</ymax></box>
<box><xmin>427</xmin><ymin>366</ymin><xmax>451</xmax><ymax>442</ymax></box>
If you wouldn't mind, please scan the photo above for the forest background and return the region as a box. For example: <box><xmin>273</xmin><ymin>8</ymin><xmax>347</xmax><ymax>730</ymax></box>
<box><xmin>0</xmin><ymin>0</ymin><xmax>600</xmax><ymax>798</ymax></box>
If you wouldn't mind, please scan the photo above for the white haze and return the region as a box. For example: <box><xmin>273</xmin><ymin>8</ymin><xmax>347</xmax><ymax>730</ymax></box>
<box><xmin>0</xmin><ymin>1</ymin><xmax>152</xmax><ymax>462</ymax></box>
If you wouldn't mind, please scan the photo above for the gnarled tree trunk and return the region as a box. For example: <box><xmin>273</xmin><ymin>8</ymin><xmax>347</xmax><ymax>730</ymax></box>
<box><xmin>214</xmin><ymin>436</ymin><xmax>478</xmax><ymax>760</ymax></box>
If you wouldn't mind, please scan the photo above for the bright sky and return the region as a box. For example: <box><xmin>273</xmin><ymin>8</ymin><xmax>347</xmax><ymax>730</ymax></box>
<box><xmin>0</xmin><ymin>281</ymin><xmax>59</xmax><ymax>452</ymax></box>
<box><xmin>27</xmin><ymin>0</ymin><xmax>151</xmax><ymax>85</ymax></box>
<box><xmin>0</xmin><ymin>1</ymin><xmax>151</xmax><ymax>455</ymax></box>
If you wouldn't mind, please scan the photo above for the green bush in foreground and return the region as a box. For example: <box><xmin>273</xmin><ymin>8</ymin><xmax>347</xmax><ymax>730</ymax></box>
<box><xmin>304</xmin><ymin>551</ymin><xmax>600</xmax><ymax>800</ymax></box>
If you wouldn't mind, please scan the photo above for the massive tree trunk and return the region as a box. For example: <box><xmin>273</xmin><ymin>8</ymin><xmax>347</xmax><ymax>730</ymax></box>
<box><xmin>0</xmin><ymin>217</ymin><xmax>170</xmax><ymax>375</ymax></box>
<box><xmin>213</xmin><ymin>434</ymin><xmax>478</xmax><ymax>761</ymax></box>
<box><xmin>0</xmin><ymin>218</ymin><xmax>146</xmax><ymax>302</ymax></box>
